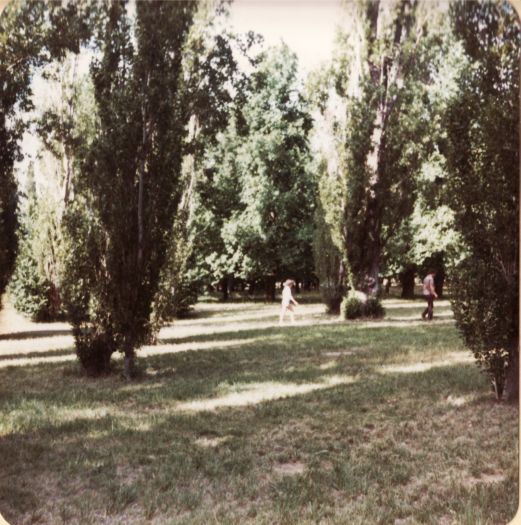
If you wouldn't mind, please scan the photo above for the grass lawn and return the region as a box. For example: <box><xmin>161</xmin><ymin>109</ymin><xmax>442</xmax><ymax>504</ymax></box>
<box><xmin>0</xmin><ymin>295</ymin><xmax>518</xmax><ymax>524</ymax></box>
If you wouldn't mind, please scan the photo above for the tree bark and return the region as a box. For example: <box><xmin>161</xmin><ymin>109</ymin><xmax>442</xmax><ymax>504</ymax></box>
<box><xmin>62</xmin><ymin>54</ymin><xmax>78</xmax><ymax>208</ymax></box>
<box><xmin>504</xmin><ymin>347</ymin><xmax>519</xmax><ymax>403</ymax></box>
<box><xmin>399</xmin><ymin>265</ymin><xmax>416</xmax><ymax>298</ymax></box>
<box><xmin>124</xmin><ymin>350</ymin><xmax>135</xmax><ymax>380</ymax></box>
<box><xmin>265</xmin><ymin>275</ymin><xmax>276</xmax><ymax>302</ymax></box>
<box><xmin>220</xmin><ymin>276</ymin><xmax>229</xmax><ymax>301</ymax></box>
<box><xmin>434</xmin><ymin>270</ymin><xmax>445</xmax><ymax>298</ymax></box>
<box><xmin>137</xmin><ymin>73</ymin><xmax>150</xmax><ymax>269</ymax></box>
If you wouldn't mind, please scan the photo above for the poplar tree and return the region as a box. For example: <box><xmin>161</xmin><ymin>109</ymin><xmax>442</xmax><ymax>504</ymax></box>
<box><xmin>315</xmin><ymin>0</ymin><xmax>438</xmax><ymax>297</ymax></box>
<box><xmin>443</xmin><ymin>0</ymin><xmax>519</xmax><ymax>401</ymax></box>
<box><xmin>63</xmin><ymin>1</ymin><xmax>197</xmax><ymax>376</ymax></box>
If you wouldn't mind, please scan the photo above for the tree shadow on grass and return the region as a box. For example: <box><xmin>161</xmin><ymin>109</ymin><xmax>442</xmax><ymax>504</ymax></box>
<box><xmin>0</xmin><ymin>329</ymin><xmax>72</xmax><ymax>341</ymax></box>
<box><xmin>0</xmin><ymin>347</ymin><xmax>74</xmax><ymax>362</ymax></box>
<box><xmin>0</xmin><ymin>359</ymin><xmax>512</xmax><ymax>525</ymax></box>
<box><xmin>0</xmin><ymin>297</ymin><xmax>514</xmax><ymax>524</ymax></box>
<box><xmin>157</xmin><ymin>318</ymin><xmax>456</xmax><ymax>346</ymax></box>
<box><xmin>0</xmin><ymin>320</ymin><xmax>463</xmax><ymax>406</ymax></box>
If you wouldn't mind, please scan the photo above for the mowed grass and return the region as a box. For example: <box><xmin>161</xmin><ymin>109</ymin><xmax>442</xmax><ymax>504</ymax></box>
<box><xmin>0</xmin><ymin>296</ymin><xmax>517</xmax><ymax>525</ymax></box>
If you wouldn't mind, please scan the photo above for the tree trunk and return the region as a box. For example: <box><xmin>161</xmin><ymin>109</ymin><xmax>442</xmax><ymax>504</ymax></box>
<box><xmin>504</xmin><ymin>347</ymin><xmax>519</xmax><ymax>403</ymax></box>
<box><xmin>62</xmin><ymin>54</ymin><xmax>78</xmax><ymax>208</ymax></box>
<box><xmin>434</xmin><ymin>271</ymin><xmax>445</xmax><ymax>298</ymax></box>
<box><xmin>265</xmin><ymin>275</ymin><xmax>276</xmax><ymax>302</ymax></box>
<box><xmin>399</xmin><ymin>265</ymin><xmax>416</xmax><ymax>298</ymax></box>
<box><xmin>227</xmin><ymin>274</ymin><xmax>234</xmax><ymax>295</ymax></box>
<box><xmin>124</xmin><ymin>349</ymin><xmax>135</xmax><ymax>380</ymax></box>
<box><xmin>220</xmin><ymin>276</ymin><xmax>229</xmax><ymax>301</ymax></box>
<box><xmin>368</xmin><ymin>256</ymin><xmax>380</xmax><ymax>297</ymax></box>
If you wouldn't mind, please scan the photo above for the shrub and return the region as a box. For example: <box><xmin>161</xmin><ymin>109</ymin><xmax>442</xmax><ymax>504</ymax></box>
<box><xmin>365</xmin><ymin>297</ymin><xmax>385</xmax><ymax>318</ymax></box>
<box><xmin>313</xmin><ymin>190</ymin><xmax>345</xmax><ymax>315</ymax></box>
<box><xmin>340</xmin><ymin>293</ymin><xmax>385</xmax><ymax>320</ymax></box>
<box><xmin>172</xmin><ymin>278</ymin><xmax>199</xmax><ymax>318</ymax></box>
<box><xmin>341</xmin><ymin>295</ymin><xmax>364</xmax><ymax>320</ymax></box>
<box><xmin>450</xmin><ymin>257</ymin><xmax>518</xmax><ymax>401</ymax></box>
<box><xmin>322</xmin><ymin>287</ymin><xmax>344</xmax><ymax>315</ymax></box>
<box><xmin>8</xmin><ymin>249</ymin><xmax>53</xmax><ymax>321</ymax></box>
<box><xmin>8</xmin><ymin>167</ymin><xmax>65</xmax><ymax>322</ymax></box>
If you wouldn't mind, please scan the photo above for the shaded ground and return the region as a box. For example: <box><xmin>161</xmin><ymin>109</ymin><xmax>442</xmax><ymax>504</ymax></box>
<box><xmin>0</xmin><ymin>296</ymin><xmax>517</xmax><ymax>525</ymax></box>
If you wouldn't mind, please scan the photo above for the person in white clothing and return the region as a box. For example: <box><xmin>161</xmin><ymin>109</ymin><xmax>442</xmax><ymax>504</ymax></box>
<box><xmin>279</xmin><ymin>279</ymin><xmax>299</xmax><ymax>325</ymax></box>
<box><xmin>421</xmin><ymin>269</ymin><xmax>438</xmax><ymax>320</ymax></box>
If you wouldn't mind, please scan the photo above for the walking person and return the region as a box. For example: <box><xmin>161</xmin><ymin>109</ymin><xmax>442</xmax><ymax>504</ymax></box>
<box><xmin>279</xmin><ymin>279</ymin><xmax>299</xmax><ymax>325</ymax></box>
<box><xmin>421</xmin><ymin>269</ymin><xmax>438</xmax><ymax>320</ymax></box>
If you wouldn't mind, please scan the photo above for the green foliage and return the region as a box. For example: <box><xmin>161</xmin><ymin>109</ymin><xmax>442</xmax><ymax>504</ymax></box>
<box><xmin>224</xmin><ymin>44</ymin><xmax>315</xmax><ymax>283</ymax></box>
<box><xmin>62</xmin><ymin>1</ymin><xmax>197</xmax><ymax>375</ymax></box>
<box><xmin>340</xmin><ymin>294</ymin><xmax>385</xmax><ymax>320</ymax></box>
<box><xmin>313</xmin><ymin>171</ymin><xmax>345</xmax><ymax>313</ymax></box>
<box><xmin>175</xmin><ymin>13</ymin><xmax>249</xmax><ymax>296</ymax></box>
<box><xmin>312</xmin><ymin>1</ymin><xmax>444</xmax><ymax>297</ymax></box>
<box><xmin>340</xmin><ymin>296</ymin><xmax>364</xmax><ymax>320</ymax></box>
<box><xmin>149</xmin><ymin>193</ymin><xmax>198</xmax><ymax>337</ymax></box>
<box><xmin>364</xmin><ymin>297</ymin><xmax>385</xmax><ymax>318</ymax></box>
<box><xmin>443</xmin><ymin>0</ymin><xmax>519</xmax><ymax>400</ymax></box>
<box><xmin>193</xmin><ymin>43</ymin><xmax>316</xmax><ymax>297</ymax></box>
<box><xmin>0</xmin><ymin>0</ymin><xmax>92</xmax><ymax>302</ymax></box>
<box><xmin>11</xmin><ymin>53</ymin><xmax>92</xmax><ymax>322</ymax></box>
<box><xmin>8</xmin><ymin>245</ymin><xmax>52</xmax><ymax>322</ymax></box>
<box><xmin>450</xmin><ymin>258</ymin><xmax>517</xmax><ymax>400</ymax></box>
<box><xmin>8</xmin><ymin>166</ymin><xmax>65</xmax><ymax>321</ymax></box>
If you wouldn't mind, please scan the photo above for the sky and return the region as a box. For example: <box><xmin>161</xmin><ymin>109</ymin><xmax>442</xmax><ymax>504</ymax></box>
<box><xmin>227</xmin><ymin>0</ymin><xmax>343</xmax><ymax>75</ymax></box>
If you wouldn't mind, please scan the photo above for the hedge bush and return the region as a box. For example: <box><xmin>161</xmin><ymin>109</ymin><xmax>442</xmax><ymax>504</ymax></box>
<box><xmin>450</xmin><ymin>257</ymin><xmax>518</xmax><ymax>401</ymax></box>
<box><xmin>340</xmin><ymin>294</ymin><xmax>385</xmax><ymax>320</ymax></box>
<box><xmin>365</xmin><ymin>297</ymin><xmax>385</xmax><ymax>318</ymax></box>
<box><xmin>8</xmin><ymin>252</ymin><xmax>52</xmax><ymax>321</ymax></box>
<box><xmin>340</xmin><ymin>295</ymin><xmax>364</xmax><ymax>319</ymax></box>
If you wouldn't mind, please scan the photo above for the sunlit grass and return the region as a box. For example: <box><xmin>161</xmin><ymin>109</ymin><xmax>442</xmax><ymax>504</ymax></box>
<box><xmin>176</xmin><ymin>375</ymin><xmax>357</xmax><ymax>412</ymax></box>
<box><xmin>0</xmin><ymin>294</ymin><xmax>517</xmax><ymax>525</ymax></box>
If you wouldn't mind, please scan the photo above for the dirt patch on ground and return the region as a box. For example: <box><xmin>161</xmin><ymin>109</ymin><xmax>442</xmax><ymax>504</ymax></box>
<box><xmin>273</xmin><ymin>461</ymin><xmax>306</xmax><ymax>476</ymax></box>
<box><xmin>461</xmin><ymin>471</ymin><xmax>506</xmax><ymax>488</ymax></box>
<box><xmin>195</xmin><ymin>436</ymin><xmax>230</xmax><ymax>448</ymax></box>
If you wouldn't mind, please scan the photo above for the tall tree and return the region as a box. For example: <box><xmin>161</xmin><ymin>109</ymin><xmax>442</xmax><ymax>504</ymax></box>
<box><xmin>157</xmin><ymin>8</ymin><xmax>253</xmax><ymax>306</ymax></box>
<box><xmin>217</xmin><ymin>44</ymin><xmax>315</xmax><ymax>300</ymax></box>
<box><xmin>0</xmin><ymin>0</ymin><xmax>93</xmax><ymax>307</ymax></box>
<box><xmin>315</xmin><ymin>0</ymin><xmax>440</xmax><ymax>297</ymax></box>
<box><xmin>62</xmin><ymin>1</ymin><xmax>197</xmax><ymax>376</ymax></box>
<box><xmin>7</xmin><ymin>164</ymin><xmax>57</xmax><ymax>320</ymax></box>
<box><xmin>443</xmin><ymin>0</ymin><xmax>519</xmax><ymax>401</ymax></box>
<box><xmin>9</xmin><ymin>54</ymin><xmax>92</xmax><ymax>320</ymax></box>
